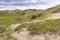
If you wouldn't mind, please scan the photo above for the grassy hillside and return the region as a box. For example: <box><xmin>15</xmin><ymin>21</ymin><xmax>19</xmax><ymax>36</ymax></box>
<box><xmin>14</xmin><ymin>5</ymin><xmax>60</xmax><ymax>35</ymax></box>
<box><xmin>0</xmin><ymin>4</ymin><xmax>60</xmax><ymax>40</ymax></box>
<box><xmin>38</xmin><ymin>5</ymin><xmax>60</xmax><ymax>19</ymax></box>
<box><xmin>14</xmin><ymin>19</ymin><xmax>60</xmax><ymax>35</ymax></box>
<box><xmin>46</xmin><ymin>5</ymin><xmax>60</xmax><ymax>13</ymax></box>
<box><xmin>0</xmin><ymin>5</ymin><xmax>60</xmax><ymax>24</ymax></box>
<box><xmin>0</xmin><ymin>4</ymin><xmax>60</xmax><ymax>25</ymax></box>
<box><xmin>0</xmin><ymin>9</ymin><xmax>43</xmax><ymax>24</ymax></box>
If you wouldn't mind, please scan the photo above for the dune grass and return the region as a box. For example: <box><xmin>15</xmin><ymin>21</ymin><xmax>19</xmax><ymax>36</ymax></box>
<box><xmin>14</xmin><ymin>19</ymin><xmax>60</xmax><ymax>34</ymax></box>
<box><xmin>0</xmin><ymin>25</ymin><xmax>17</xmax><ymax>40</ymax></box>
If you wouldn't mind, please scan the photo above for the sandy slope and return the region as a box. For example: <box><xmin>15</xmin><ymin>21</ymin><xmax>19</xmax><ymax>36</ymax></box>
<box><xmin>11</xmin><ymin>13</ymin><xmax>60</xmax><ymax>40</ymax></box>
<box><xmin>48</xmin><ymin>13</ymin><xmax>60</xmax><ymax>19</ymax></box>
<box><xmin>12</xmin><ymin>27</ymin><xmax>60</xmax><ymax>40</ymax></box>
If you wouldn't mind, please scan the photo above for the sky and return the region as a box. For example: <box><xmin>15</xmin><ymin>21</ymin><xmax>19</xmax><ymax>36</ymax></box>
<box><xmin>0</xmin><ymin>0</ymin><xmax>60</xmax><ymax>10</ymax></box>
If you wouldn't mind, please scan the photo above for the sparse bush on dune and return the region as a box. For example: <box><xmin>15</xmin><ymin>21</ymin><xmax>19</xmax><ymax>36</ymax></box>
<box><xmin>28</xmin><ymin>19</ymin><xmax>60</xmax><ymax>35</ymax></box>
<box><xmin>14</xmin><ymin>19</ymin><xmax>60</xmax><ymax>35</ymax></box>
<box><xmin>0</xmin><ymin>26</ymin><xmax>17</xmax><ymax>40</ymax></box>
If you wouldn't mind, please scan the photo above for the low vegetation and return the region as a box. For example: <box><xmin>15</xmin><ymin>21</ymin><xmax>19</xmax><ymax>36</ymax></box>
<box><xmin>0</xmin><ymin>4</ymin><xmax>60</xmax><ymax>40</ymax></box>
<box><xmin>0</xmin><ymin>25</ymin><xmax>17</xmax><ymax>40</ymax></box>
<box><xmin>14</xmin><ymin>19</ymin><xmax>60</xmax><ymax>35</ymax></box>
<box><xmin>28</xmin><ymin>19</ymin><xmax>60</xmax><ymax>34</ymax></box>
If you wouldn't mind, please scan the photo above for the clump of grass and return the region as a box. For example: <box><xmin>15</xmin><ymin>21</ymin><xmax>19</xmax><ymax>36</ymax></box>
<box><xmin>14</xmin><ymin>24</ymin><xmax>30</xmax><ymax>31</ymax></box>
<box><xmin>28</xmin><ymin>19</ymin><xmax>60</xmax><ymax>35</ymax></box>
<box><xmin>0</xmin><ymin>25</ymin><xmax>16</xmax><ymax>40</ymax></box>
<box><xmin>14</xmin><ymin>19</ymin><xmax>60</xmax><ymax>35</ymax></box>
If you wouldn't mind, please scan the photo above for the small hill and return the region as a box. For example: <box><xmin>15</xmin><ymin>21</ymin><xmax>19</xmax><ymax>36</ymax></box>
<box><xmin>38</xmin><ymin>5</ymin><xmax>60</xmax><ymax>19</ymax></box>
<box><xmin>45</xmin><ymin>5</ymin><xmax>60</xmax><ymax>13</ymax></box>
<box><xmin>0</xmin><ymin>5</ymin><xmax>60</xmax><ymax>24</ymax></box>
<box><xmin>47</xmin><ymin>5</ymin><xmax>60</xmax><ymax>13</ymax></box>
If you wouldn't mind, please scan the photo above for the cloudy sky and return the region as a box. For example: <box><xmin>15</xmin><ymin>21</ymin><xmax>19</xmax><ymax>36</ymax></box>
<box><xmin>0</xmin><ymin>0</ymin><xmax>60</xmax><ymax>10</ymax></box>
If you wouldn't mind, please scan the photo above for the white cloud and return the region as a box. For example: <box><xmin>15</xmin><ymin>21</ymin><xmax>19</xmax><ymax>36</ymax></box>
<box><xmin>0</xmin><ymin>1</ymin><xmax>20</xmax><ymax>4</ymax></box>
<box><xmin>0</xmin><ymin>0</ymin><xmax>60</xmax><ymax>10</ymax></box>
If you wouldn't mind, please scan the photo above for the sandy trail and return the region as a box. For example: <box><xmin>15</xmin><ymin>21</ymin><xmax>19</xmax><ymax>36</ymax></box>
<box><xmin>20</xmin><ymin>13</ymin><xmax>60</xmax><ymax>24</ymax></box>
<box><xmin>12</xmin><ymin>13</ymin><xmax>60</xmax><ymax>30</ymax></box>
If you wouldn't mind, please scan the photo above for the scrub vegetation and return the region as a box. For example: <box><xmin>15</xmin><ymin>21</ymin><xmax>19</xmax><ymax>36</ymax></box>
<box><xmin>0</xmin><ymin>5</ymin><xmax>60</xmax><ymax>40</ymax></box>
